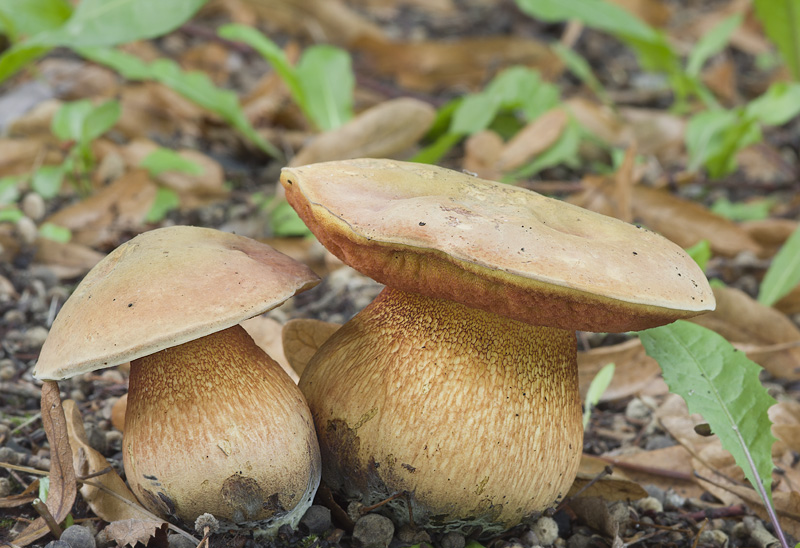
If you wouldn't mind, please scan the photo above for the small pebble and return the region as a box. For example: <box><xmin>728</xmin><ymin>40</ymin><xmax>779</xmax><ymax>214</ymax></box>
<box><xmin>60</xmin><ymin>525</ymin><xmax>96</xmax><ymax>548</ymax></box>
<box><xmin>532</xmin><ymin>517</ymin><xmax>559</xmax><ymax>546</ymax></box>
<box><xmin>663</xmin><ymin>489</ymin><xmax>686</xmax><ymax>510</ymax></box>
<box><xmin>167</xmin><ymin>533</ymin><xmax>196</xmax><ymax>548</ymax></box>
<box><xmin>0</xmin><ymin>477</ymin><xmax>12</xmax><ymax>497</ymax></box>
<box><xmin>352</xmin><ymin>513</ymin><xmax>394</xmax><ymax>548</ymax></box>
<box><xmin>0</xmin><ymin>447</ymin><xmax>20</xmax><ymax>464</ymax></box>
<box><xmin>299</xmin><ymin>505</ymin><xmax>332</xmax><ymax>534</ymax></box>
<box><xmin>23</xmin><ymin>325</ymin><xmax>49</xmax><ymax>350</ymax></box>
<box><xmin>565</xmin><ymin>533</ymin><xmax>592</xmax><ymax>548</ymax></box>
<box><xmin>0</xmin><ymin>364</ymin><xmax>15</xmax><ymax>381</ymax></box>
<box><xmin>21</xmin><ymin>192</ymin><xmax>46</xmax><ymax>221</ymax></box>
<box><xmin>521</xmin><ymin>529</ymin><xmax>540</xmax><ymax>547</ymax></box>
<box><xmin>698</xmin><ymin>529</ymin><xmax>728</xmax><ymax>546</ymax></box>
<box><xmin>16</xmin><ymin>216</ymin><xmax>38</xmax><ymax>245</ymax></box>
<box><xmin>396</xmin><ymin>524</ymin><xmax>430</xmax><ymax>544</ymax></box>
<box><xmin>643</xmin><ymin>485</ymin><xmax>665</xmax><ymax>504</ymax></box>
<box><xmin>624</xmin><ymin>397</ymin><xmax>653</xmax><ymax>421</ymax></box>
<box><xmin>440</xmin><ymin>531</ymin><xmax>466</xmax><ymax>548</ymax></box>
<box><xmin>634</xmin><ymin>496</ymin><xmax>663</xmax><ymax>513</ymax></box>
<box><xmin>69</xmin><ymin>389</ymin><xmax>86</xmax><ymax>403</ymax></box>
<box><xmin>44</xmin><ymin>541</ymin><xmax>71</xmax><ymax>548</ymax></box>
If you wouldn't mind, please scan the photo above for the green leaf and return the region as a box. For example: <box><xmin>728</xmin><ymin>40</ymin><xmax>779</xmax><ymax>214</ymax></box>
<box><xmin>483</xmin><ymin>66</ymin><xmax>543</xmax><ymax>110</ymax></box>
<box><xmin>51</xmin><ymin>100</ymin><xmax>94</xmax><ymax>141</ymax></box>
<box><xmin>38</xmin><ymin>222</ymin><xmax>71</xmax><ymax>243</ymax></box>
<box><xmin>32</xmin><ymin>165</ymin><xmax>65</xmax><ymax>199</ymax></box>
<box><xmin>745</xmin><ymin>82</ymin><xmax>800</xmax><ymax>126</ymax></box>
<box><xmin>687</xmin><ymin>14</ymin><xmax>741</xmax><ymax>77</ymax></box>
<box><xmin>640</xmin><ymin>321</ymin><xmax>777</xmax><ymax>501</ymax></box>
<box><xmin>79</xmin><ymin>48</ymin><xmax>280</xmax><ymax>158</ymax></box>
<box><xmin>685</xmin><ymin>108</ymin><xmax>761</xmax><ymax>178</ymax></box>
<box><xmin>268</xmin><ymin>199</ymin><xmax>313</xmax><ymax>237</ymax></box>
<box><xmin>0</xmin><ymin>207</ymin><xmax>23</xmax><ymax>223</ymax></box>
<box><xmin>710</xmin><ymin>197</ymin><xmax>772</xmax><ymax>222</ymax></box>
<box><xmin>145</xmin><ymin>187</ymin><xmax>180</xmax><ymax>223</ymax></box>
<box><xmin>553</xmin><ymin>44</ymin><xmax>609</xmax><ymax>103</ymax></box>
<box><xmin>295</xmin><ymin>45</ymin><xmax>354</xmax><ymax>130</ymax></box>
<box><xmin>758</xmin><ymin>223</ymin><xmax>800</xmax><ymax>306</ymax></box>
<box><xmin>0</xmin><ymin>176</ymin><xmax>20</xmax><ymax>205</ymax></box>
<box><xmin>450</xmin><ymin>93</ymin><xmax>502</xmax><ymax>135</ymax></box>
<box><xmin>411</xmin><ymin>132</ymin><xmax>463</xmax><ymax>165</ymax></box>
<box><xmin>31</xmin><ymin>0</ymin><xmax>206</xmax><ymax>48</ymax></box>
<box><xmin>753</xmin><ymin>0</ymin><xmax>800</xmax><ymax>80</ymax></box>
<box><xmin>509</xmin><ymin>118</ymin><xmax>582</xmax><ymax>178</ymax></box>
<box><xmin>140</xmin><ymin>148</ymin><xmax>204</xmax><ymax>177</ymax></box>
<box><xmin>0</xmin><ymin>43</ymin><xmax>50</xmax><ymax>83</ymax></box>
<box><xmin>583</xmin><ymin>362</ymin><xmax>615</xmax><ymax>429</ymax></box>
<box><xmin>685</xmin><ymin>239</ymin><xmax>711</xmax><ymax>271</ymax></box>
<box><xmin>0</xmin><ymin>0</ymin><xmax>72</xmax><ymax>38</ymax></box>
<box><xmin>82</xmin><ymin>99</ymin><xmax>121</xmax><ymax>142</ymax></box>
<box><xmin>38</xmin><ymin>477</ymin><xmax>50</xmax><ymax>502</ymax></box>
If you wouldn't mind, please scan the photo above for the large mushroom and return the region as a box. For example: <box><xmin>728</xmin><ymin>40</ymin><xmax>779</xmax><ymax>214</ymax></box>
<box><xmin>280</xmin><ymin>158</ymin><xmax>715</xmax><ymax>535</ymax></box>
<box><xmin>33</xmin><ymin>226</ymin><xmax>322</xmax><ymax>533</ymax></box>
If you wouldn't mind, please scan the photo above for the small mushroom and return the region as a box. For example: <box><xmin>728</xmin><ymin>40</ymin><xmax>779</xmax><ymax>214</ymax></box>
<box><xmin>280</xmin><ymin>159</ymin><xmax>715</xmax><ymax>535</ymax></box>
<box><xmin>33</xmin><ymin>226</ymin><xmax>322</xmax><ymax>534</ymax></box>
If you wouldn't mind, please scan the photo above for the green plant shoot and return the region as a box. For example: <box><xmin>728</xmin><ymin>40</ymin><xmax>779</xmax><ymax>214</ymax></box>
<box><xmin>583</xmin><ymin>362</ymin><xmax>615</xmax><ymax>429</ymax></box>
<box><xmin>758</xmin><ymin>223</ymin><xmax>800</xmax><ymax>307</ymax></box>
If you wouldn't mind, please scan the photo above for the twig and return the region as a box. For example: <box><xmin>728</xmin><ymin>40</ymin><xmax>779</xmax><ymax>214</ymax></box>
<box><xmin>32</xmin><ymin>498</ymin><xmax>63</xmax><ymax>538</ymax></box>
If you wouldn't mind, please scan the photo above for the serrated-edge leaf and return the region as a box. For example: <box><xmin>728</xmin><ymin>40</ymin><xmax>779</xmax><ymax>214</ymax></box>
<box><xmin>640</xmin><ymin>321</ymin><xmax>777</xmax><ymax>500</ymax></box>
<box><xmin>758</xmin><ymin>223</ymin><xmax>800</xmax><ymax>306</ymax></box>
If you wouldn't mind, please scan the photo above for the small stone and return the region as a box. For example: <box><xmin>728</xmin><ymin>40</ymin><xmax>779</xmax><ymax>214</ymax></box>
<box><xmin>532</xmin><ymin>517</ymin><xmax>559</xmax><ymax>546</ymax></box>
<box><xmin>663</xmin><ymin>489</ymin><xmax>686</xmax><ymax>510</ymax></box>
<box><xmin>60</xmin><ymin>525</ymin><xmax>97</xmax><ymax>548</ymax></box>
<box><xmin>23</xmin><ymin>326</ymin><xmax>49</xmax><ymax>350</ymax></box>
<box><xmin>21</xmin><ymin>192</ymin><xmax>46</xmax><ymax>221</ymax></box>
<box><xmin>347</xmin><ymin>500</ymin><xmax>365</xmax><ymax>523</ymax></box>
<box><xmin>624</xmin><ymin>398</ymin><xmax>652</xmax><ymax>421</ymax></box>
<box><xmin>0</xmin><ymin>477</ymin><xmax>12</xmax><ymax>497</ymax></box>
<box><xmin>352</xmin><ymin>513</ymin><xmax>394</xmax><ymax>548</ymax></box>
<box><xmin>299</xmin><ymin>505</ymin><xmax>332</xmax><ymax>534</ymax></box>
<box><xmin>634</xmin><ymin>496</ymin><xmax>663</xmax><ymax>513</ymax></box>
<box><xmin>565</xmin><ymin>533</ymin><xmax>592</xmax><ymax>548</ymax></box>
<box><xmin>44</xmin><ymin>541</ymin><xmax>71</xmax><ymax>548</ymax></box>
<box><xmin>396</xmin><ymin>524</ymin><xmax>430</xmax><ymax>544</ymax></box>
<box><xmin>698</xmin><ymin>529</ymin><xmax>728</xmax><ymax>546</ymax></box>
<box><xmin>440</xmin><ymin>531</ymin><xmax>466</xmax><ymax>548</ymax></box>
<box><xmin>0</xmin><ymin>364</ymin><xmax>15</xmax><ymax>381</ymax></box>
<box><xmin>643</xmin><ymin>485</ymin><xmax>665</xmax><ymax>504</ymax></box>
<box><xmin>521</xmin><ymin>529</ymin><xmax>540</xmax><ymax>547</ymax></box>
<box><xmin>16</xmin><ymin>216</ymin><xmax>38</xmax><ymax>245</ymax></box>
<box><xmin>0</xmin><ymin>447</ymin><xmax>20</xmax><ymax>465</ymax></box>
<box><xmin>69</xmin><ymin>389</ymin><xmax>86</xmax><ymax>403</ymax></box>
<box><xmin>168</xmin><ymin>533</ymin><xmax>197</xmax><ymax>548</ymax></box>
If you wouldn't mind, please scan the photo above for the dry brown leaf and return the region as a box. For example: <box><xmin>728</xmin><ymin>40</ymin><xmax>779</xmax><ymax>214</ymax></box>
<box><xmin>63</xmin><ymin>399</ymin><xmax>152</xmax><ymax>522</ymax></box>
<box><xmin>0</xmin><ymin>480</ymin><xmax>39</xmax><ymax>508</ymax></box>
<box><xmin>604</xmin><ymin>445</ymin><xmax>705</xmax><ymax>499</ymax></box>
<box><xmin>609</xmin><ymin>0</ymin><xmax>671</xmax><ymax>26</ymax></box>
<box><xmin>463</xmin><ymin>130</ymin><xmax>504</xmax><ymax>181</ymax></box>
<box><xmin>241</xmin><ymin>316</ymin><xmax>298</xmax><ymax>382</ymax></box>
<box><xmin>568</xmin><ymin>454</ymin><xmax>648</xmax><ymax>501</ymax></box>
<box><xmin>689</xmin><ymin>286</ymin><xmax>800</xmax><ymax>380</ymax></box>
<box><xmin>290</xmin><ymin>98</ymin><xmax>436</xmax><ymax>166</ymax></box>
<box><xmin>618</xmin><ymin>108</ymin><xmax>686</xmax><ymax>164</ymax></box>
<box><xmin>770</xmin><ymin>400</ymin><xmax>800</xmax><ymax>454</ymax></box>
<box><xmin>179</xmin><ymin>42</ymin><xmax>231</xmax><ymax>85</ymax></box>
<box><xmin>38</xmin><ymin>59</ymin><xmax>120</xmax><ymax>101</ymax></box>
<box><xmin>702</xmin><ymin>58</ymin><xmax>738</xmax><ymax>106</ymax></box>
<box><xmin>103</xmin><ymin>518</ymin><xmax>168</xmax><ymax>548</ymax></box>
<box><xmin>578</xmin><ymin>338</ymin><xmax>664</xmax><ymax>402</ymax></box>
<box><xmin>357</xmin><ymin>34</ymin><xmax>561</xmax><ymax>92</ymax></box>
<box><xmin>12</xmin><ymin>381</ymin><xmax>77</xmax><ymax>547</ymax></box>
<box><xmin>8</xmin><ymin>99</ymin><xmax>63</xmax><ymax>138</ymax></box>
<box><xmin>45</xmin><ymin>169</ymin><xmax>157</xmax><ymax>248</ymax></box>
<box><xmin>34</xmin><ymin>237</ymin><xmax>105</xmax><ymax>280</ymax></box>
<box><xmin>0</xmin><ymin>137</ymin><xmax>64</xmax><ymax>178</ymax></box>
<box><xmin>497</xmin><ymin>108</ymin><xmax>568</xmax><ymax>172</ymax></box>
<box><xmin>564</xmin><ymin>98</ymin><xmax>628</xmax><ymax>147</ymax></box>
<box><xmin>775</xmin><ymin>285</ymin><xmax>800</xmax><ymax>316</ymax></box>
<box><xmin>742</xmin><ymin>218</ymin><xmax>798</xmax><ymax>257</ymax></box>
<box><xmin>282</xmin><ymin>318</ymin><xmax>341</xmax><ymax>378</ymax></box>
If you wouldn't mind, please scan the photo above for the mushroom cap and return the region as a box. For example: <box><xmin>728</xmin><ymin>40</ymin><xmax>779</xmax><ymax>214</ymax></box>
<box><xmin>281</xmin><ymin>158</ymin><xmax>714</xmax><ymax>333</ymax></box>
<box><xmin>33</xmin><ymin>226</ymin><xmax>320</xmax><ymax>380</ymax></box>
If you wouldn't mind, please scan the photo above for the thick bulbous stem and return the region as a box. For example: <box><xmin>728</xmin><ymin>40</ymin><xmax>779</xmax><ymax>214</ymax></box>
<box><xmin>299</xmin><ymin>287</ymin><xmax>582</xmax><ymax>535</ymax></box>
<box><xmin>124</xmin><ymin>325</ymin><xmax>321</xmax><ymax>532</ymax></box>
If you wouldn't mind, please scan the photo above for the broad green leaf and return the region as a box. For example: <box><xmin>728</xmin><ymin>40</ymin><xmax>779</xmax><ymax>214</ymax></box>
<box><xmin>640</xmin><ymin>321</ymin><xmax>776</xmax><ymax>501</ymax></box>
<box><xmin>758</xmin><ymin>223</ymin><xmax>800</xmax><ymax>306</ymax></box>
<box><xmin>82</xmin><ymin>100</ymin><xmax>121</xmax><ymax>142</ymax></box>
<box><xmin>450</xmin><ymin>93</ymin><xmax>501</xmax><ymax>135</ymax></box>
<box><xmin>483</xmin><ymin>66</ymin><xmax>543</xmax><ymax>109</ymax></box>
<box><xmin>710</xmin><ymin>197</ymin><xmax>772</xmax><ymax>222</ymax></box>
<box><xmin>79</xmin><ymin>48</ymin><xmax>280</xmax><ymax>158</ymax></box>
<box><xmin>687</xmin><ymin>14</ymin><xmax>741</xmax><ymax>77</ymax></box>
<box><xmin>217</xmin><ymin>24</ymin><xmax>304</xmax><ymax>110</ymax></box>
<box><xmin>754</xmin><ymin>0</ymin><xmax>800</xmax><ymax>80</ymax></box>
<box><xmin>0</xmin><ymin>43</ymin><xmax>50</xmax><ymax>83</ymax></box>
<box><xmin>0</xmin><ymin>0</ymin><xmax>72</xmax><ymax>38</ymax></box>
<box><xmin>32</xmin><ymin>165</ymin><xmax>65</xmax><ymax>199</ymax></box>
<box><xmin>31</xmin><ymin>0</ymin><xmax>206</xmax><ymax>47</ymax></box>
<box><xmin>0</xmin><ymin>207</ymin><xmax>23</xmax><ymax>223</ymax></box>
<box><xmin>685</xmin><ymin>239</ymin><xmax>711</xmax><ymax>271</ymax></box>
<box><xmin>295</xmin><ymin>45</ymin><xmax>354</xmax><ymax>130</ymax></box>
<box><xmin>583</xmin><ymin>362</ymin><xmax>615</xmax><ymax>429</ymax></box>
<box><xmin>745</xmin><ymin>82</ymin><xmax>800</xmax><ymax>126</ymax></box>
<box><xmin>140</xmin><ymin>148</ymin><xmax>204</xmax><ymax>177</ymax></box>
<box><xmin>38</xmin><ymin>222</ymin><xmax>71</xmax><ymax>243</ymax></box>
<box><xmin>519</xmin><ymin>82</ymin><xmax>560</xmax><ymax>122</ymax></box>
<box><xmin>0</xmin><ymin>176</ymin><xmax>20</xmax><ymax>204</ymax></box>
<box><xmin>52</xmin><ymin>100</ymin><xmax>93</xmax><ymax>141</ymax></box>
<box><xmin>145</xmin><ymin>187</ymin><xmax>180</xmax><ymax>223</ymax></box>
<box><xmin>686</xmin><ymin>108</ymin><xmax>761</xmax><ymax>178</ymax></box>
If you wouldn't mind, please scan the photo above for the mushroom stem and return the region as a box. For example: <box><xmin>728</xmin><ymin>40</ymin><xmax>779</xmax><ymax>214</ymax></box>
<box><xmin>124</xmin><ymin>325</ymin><xmax>320</xmax><ymax>532</ymax></box>
<box><xmin>299</xmin><ymin>287</ymin><xmax>582</xmax><ymax>534</ymax></box>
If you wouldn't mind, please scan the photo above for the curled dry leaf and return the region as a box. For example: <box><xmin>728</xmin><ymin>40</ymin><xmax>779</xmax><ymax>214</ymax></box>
<box><xmin>356</xmin><ymin>35</ymin><xmax>561</xmax><ymax>92</ymax></box>
<box><xmin>62</xmin><ymin>399</ymin><xmax>152</xmax><ymax>522</ymax></box>
<box><xmin>45</xmin><ymin>169</ymin><xmax>158</xmax><ymax>248</ymax></box>
<box><xmin>463</xmin><ymin>130</ymin><xmax>504</xmax><ymax>181</ymax></box>
<box><xmin>289</xmin><ymin>98</ymin><xmax>436</xmax><ymax>167</ymax></box>
<box><xmin>568</xmin><ymin>454</ymin><xmax>648</xmax><ymax>501</ymax></box>
<box><xmin>34</xmin><ymin>238</ymin><xmax>105</xmax><ymax>280</ymax></box>
<box><xmin>240</xmin><ymin>315</ymin><xmax>298</xmax><ymax>382</ymax></box>
<box><xmin>497</xmin><ymin>108</ymin><xmax>568</xmax><ymax>172</ymax></box>
<box><xmin>601</xmin><ymin>445</ymin><xmax>705</xmax><ymax>499</ymax></box>
<box><xmin>282</xmin><ymin>318</ymin><xmax>341</xmax><ymax>378</ymax></box>
<box><xmin>609</xmin><ymin>0</ymin><xmax>671</xmax><ymax>26</ymax></box>
<box><xmin>0</xmin><ymin>137</ymin><xmax>64</xmax><ymax>178</ymax></box>
<box><xmin>742</xmin><ymin>218</ymin><xmax>798</xmax><ymax>257</ymax></box>
<box><xmin>689</xmin><ymin>286</ymin><xmax>800</xmax><ymax>380</ymax></box>
<box><xmin>577</xmin><ymin>338</ymin><xmax>664</xmax><ymax>402</ymax></box>
<box><xmin>12</xmin><ymin>381</ymin><xmax>77</xmax><ymax>547</ymax></box>
<box><xmin>103</xmin><ymin>518</ymin><xmax>169</xmax><ymax>548</ymax></box>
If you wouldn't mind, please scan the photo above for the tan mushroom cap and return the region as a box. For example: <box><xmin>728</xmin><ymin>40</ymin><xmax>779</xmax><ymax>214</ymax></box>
<box><xmin>33</xmin><ymin>226</ymin><xmax>320</xmax><ymax>381</ymax></box>
<box><xmin>281</xmin><ymin>158</ymin><xmax>715</xmax><ymax>333</ymax></box>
